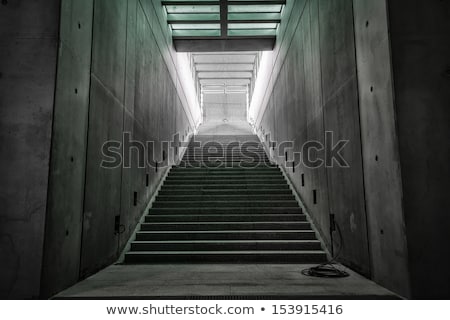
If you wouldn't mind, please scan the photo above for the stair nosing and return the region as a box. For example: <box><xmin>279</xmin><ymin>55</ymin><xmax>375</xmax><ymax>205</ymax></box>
<box><xmin>126</xmin><ymin>250</ymin><xmax>326</xmax><ymax>255</ymax></box>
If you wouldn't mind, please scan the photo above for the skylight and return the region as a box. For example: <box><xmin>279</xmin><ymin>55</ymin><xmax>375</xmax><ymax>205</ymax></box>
<box><xmin>162</xmin><ymin>0</ymin><xmax>286</xmax><ymax>51</ymax></box>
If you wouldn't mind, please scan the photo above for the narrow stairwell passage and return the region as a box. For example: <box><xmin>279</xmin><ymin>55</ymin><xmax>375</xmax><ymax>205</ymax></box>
<box><xmin>124</xmin><ymin>135</ymin><xmax>328</xmax><ymax>264</ymax></box>
<box><xmin>55</xmin><ymin>136</ymin><xmax>399</xmax><ymax>299</ymax></box>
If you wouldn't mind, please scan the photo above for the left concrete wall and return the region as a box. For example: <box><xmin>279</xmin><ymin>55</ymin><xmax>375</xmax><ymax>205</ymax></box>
<box><xmin>0</xmin><ymin>0</ymin><xmax>60</xmax><ymax>299</ymax></box>
<box><xmin>40</xmin><ymin>0</ymin><xmax>94</xmax><ymax>298</ymax></box>
<box><xmin>40</xmin><ymin>0</ymin><xmax>200</xmax><ymax>298</ymax></box>
<box><xmin>1</xmin><ymin>0</ymin><xmax>200</xmax><ymax>299</ymax></box>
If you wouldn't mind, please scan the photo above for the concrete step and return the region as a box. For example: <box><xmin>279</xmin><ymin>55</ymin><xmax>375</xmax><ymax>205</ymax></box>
<box><xmin>168</xmin><ymin>170</ymin><xmax>283</xmax><ymax>179</ymax></box>
<box><xmin>163</xmin><ymin>179</ymin><xmax>287</xmax><ymax>185</ymax></box>
<box><xmin>182</xmin><ymin>156</ymin><xmax>269</xmax><ymax>160</ymax></box>
<box><xmin>180</xmin><ymin>159</ymin><xmax>271</xmax><ymax>163</ymax></box>
<box><xmin>160</xmin><ymin>184</ymin><xmax>290</xmax><ymax>190</ymax></box>
<box><xmin>140</xmin><ymin>221</ymin><xmax>312</xmax><ymax>231</ymax></box>
<box><xmin>185</xmin><ymin>149</ymin><xmax>266</xmax><ymax>152</ymax></box>
<box><xmin>184</xmin><ymin>152</ymin><xmax>267</xmax><ymax>155</ymax></box>
<box><xmin>130</xmin><ymin>240</ymin><xmax>322</xmax><ymax>251</ymax></box>
<box><xmin>184</xmin><ymin>152</ymin><xmax>268</xmax><ymax>155</ymax></box>
<box><xmin>135</xmin><ymin>230</ymin><xmax>318</xmax><ymax>241</ymax></box>
<box><xmin>152</xmin><ymin>200</ymin><xmax>299</xmax><ymax>208</ymax></box>
<box><xmin>123</xmin><ymin>135</ymin><xmax>325</xmax><ymax>266</ymax></box>
<box><xmin>166</xmin><ymin>175</ymin><xmax>284</xmax><ymax>181</ymax></box>
<box><xmin>170</xmin><ymin>167</ymin><xmax>279</xmax><ymax>172</ymax></box>
<box><xmin>176</xmin><ymin>163</ymin><xmax>276</xmax><ymax>168</ymax></box>
<box><xmin>124</xmin><ymin>250</ymin><xmax>327</xmax><ymax>264</ymax></box>
<box><xmin>157</xmin><ymin>189</ymin><xmax>293</xmax><ymax>196</ymax></box>
<box><xmin>169</xmin><ymin>171</ymin><xmax>280</xmax><ymax>175</ymax></box>
<box><xmin>183</xmin><ymin>154</ymin><xmax>268</xmax><ymax>158</ymax></box>
<box><xmin>181</xmin><ymin>159</ymin><xmax>270</xmax><ymax>163</ymax></box>
<box><xmin>145</xmin><ymin>214</ymin><xmax>306</xmax><ymax>223</ymax></box>
<box><xmin>155</xmin><ymin>194</ymin><xmax>295</xmax><ymax>201</ymax></box>
<box><xmin>148</xmin><ymin>207</ymin><xmax>302</xmax><ymax>215</ymax></box>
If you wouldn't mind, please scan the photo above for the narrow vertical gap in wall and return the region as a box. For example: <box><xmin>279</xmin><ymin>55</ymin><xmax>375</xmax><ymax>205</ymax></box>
<box><xmin>78</xmin><ymin>0</ymin><xmax>97</xmax><ymax>281</ymax></box>
<box><xmin>315</xmin><ymin>0</ymin><xmax>334</xmax><ymax>252</ymax></box>
<box><xmin>116</xmin><ymin>0</ymin><xmax>131</xmax><ymax>261</ymax></box>
<box><xmin>40</xmin><ymin>0</ymin><xmax>63</xmax><ymax>298</ymax></box>
<box><xmin>350</xmin><ymin>0</ymin><xmax>373</xmax><ymax>277</ymax></box>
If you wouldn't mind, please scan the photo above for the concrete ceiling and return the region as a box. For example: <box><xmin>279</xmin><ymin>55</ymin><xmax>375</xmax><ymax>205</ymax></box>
<box><xmin>190</xmin><ymin>52</ymin><xmax>260</xmax><ymax>94</ymax></box>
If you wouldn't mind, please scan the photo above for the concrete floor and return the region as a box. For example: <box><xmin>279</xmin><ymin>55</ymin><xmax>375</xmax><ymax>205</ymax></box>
<box><xmin>55</xmin><ymin>264</ymin><xmax>399</xmax><ymax>299</ymax></box>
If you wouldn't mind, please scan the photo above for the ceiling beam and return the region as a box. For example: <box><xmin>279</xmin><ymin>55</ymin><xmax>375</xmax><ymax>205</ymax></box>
<box><xmin>197</xmin><ymin>70</ymin><xmax>254</xmax><ymax>73</ymax></box>
<box><xmin>198</xmin><ymin>77</ymin><xmax>252</xmax><ymax>80</ymax></box>
<box><xmin>162</xmin><ymin>1</ymin><xmax>285</xmax><ymax>5</ymax></box>
<box><xmin>169</xmin><ymin>19</ymin><xmax>281</xmax><ymax>24</ymax></box>
<box><xmin>220</xmin><ymin>0</ymin><xmax>227</xmax><ymax>38</ymax></box>
<box><xmin>195</xmin><ymin>62</ymin><xmax>254</xmax><ymax>65</ymax></box>
<box><xmin>174</xmin><ymin>38</ymin><xmax>275</xmax><ymax>52</ymax></box>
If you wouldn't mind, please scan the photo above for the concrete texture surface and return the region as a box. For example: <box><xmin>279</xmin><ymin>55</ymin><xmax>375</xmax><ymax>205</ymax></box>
<box><xmin>254</xmin><ymin>0</ymin><xmax>370</xmax><ymax>280</ymax></box>
<box><xmin>54</xmin><ymin>264</ymin><xmax>399</xmax><ymax>299</ymax></box>
<box><xmin>352</xmin><ymin>0</ymin><xmax>410</xmax><ymax>297</ymax></box>
<box><xmin>2</xmin><ymin>0</ymin><xmax>449</xmax><ymax>300</ymax></box>
<box><xmin>198</xmin><ymin>92</ymin><xmax>253</xmax><ymax>135</ymax></box>
<box><xmin>41</xmin><ymin>0</ymin><xmax>95</xmax><ymax>298</ymax></box>
<box><xmin>122</xmin><ymin>137</ymin><xmax>327</xmax><ymax>264</ymax></box>
<box><xmin>197</xmin><ymin>121</ymin><xmax>254</xmax><ymax>136</ymax></box>
<box><xmin>388</xmin><ymin>0</ymin><xmax>450</xmax><ymax>298</ymax></box>
<box><xmin>0</xmin><ymin>0</ymin><xmax>60</xmax><ymax>299</ymax></box>
<box><xmin>39</xmin><ymin>0</ymin><xmax>200</xmax><ymax>298</ymax></box>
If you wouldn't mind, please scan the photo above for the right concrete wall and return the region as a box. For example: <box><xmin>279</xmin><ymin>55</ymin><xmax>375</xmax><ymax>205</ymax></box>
<box><xmin>256</xmin><ymin>0</ymin><xmax>450</xmax><ymax>298</ymax></box>
<box><xmin>387</xmin><ymin>0</ymin><xmax>450</xmax><ymax>298</ymax></box>
<box><xmin>352</xmin><ymin>0</ymin><xmax>410</xmax><ymax>297</ymax></box>
<box><xmin>256</xmin><ymin>0</ymin><xmax>372</xmax><ymax>280</ymax></box>
<box><xmin>254</xmin><ymin>0</ymin><xmax>413</xmax><ymax>297</ymax></box>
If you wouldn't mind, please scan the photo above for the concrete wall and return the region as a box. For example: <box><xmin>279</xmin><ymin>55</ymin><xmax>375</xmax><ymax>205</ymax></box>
<box><xmin>204</xmin><ymin>93</ymin><xmax>247</xmax><ymax>123</ymax></box>
<box><xmin>0</xmin><ymin>0</ymin><xmax>60</xmax><ymax>299</ymax></box>
<box><xmin>39</xmin><ymin>0</ymin><xmax>198</xmax><ymax>298</ymax></box>
<box><xmin>198</xmin><ymin>92</ymin><xmax>253</xmax><ymax>135</ymax></box>
<box><xmin>352</xmin><ymin>0</ymin><xmax>410</xmax><ymax>298</ymax></box>
<box><xmin>254</xmin><ymin>0</ymin><xmax>449</xmax><ymax>299</ymax></box>
<box><xmin>254</xmin><ymin>0</ymin><xmax>371</xmax><ymax>277</ymax></box>
<box><xmin>388</xmin><ymin>0</ymin><xmax>450</xmax><ymax>299</ymax></box>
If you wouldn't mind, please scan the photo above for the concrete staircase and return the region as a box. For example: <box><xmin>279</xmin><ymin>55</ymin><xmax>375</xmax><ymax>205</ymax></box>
<box><xmin>124</xmin><ymin>136</ymin><xmax>327</xmax><ymax>264</ymax></box>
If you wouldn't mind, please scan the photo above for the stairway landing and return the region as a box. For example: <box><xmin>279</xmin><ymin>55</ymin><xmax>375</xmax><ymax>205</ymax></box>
<box><xmin>55</xmin><ymin>264</ymin><xmax>399</xmax><ymax>299</ymax></box>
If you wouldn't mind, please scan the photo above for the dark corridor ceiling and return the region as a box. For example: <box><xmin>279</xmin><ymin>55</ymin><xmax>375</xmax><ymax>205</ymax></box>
<box><xmin>162</xmin><ymin>0</ymin><xmax>286</xmax><ymax>52</ymax></box>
